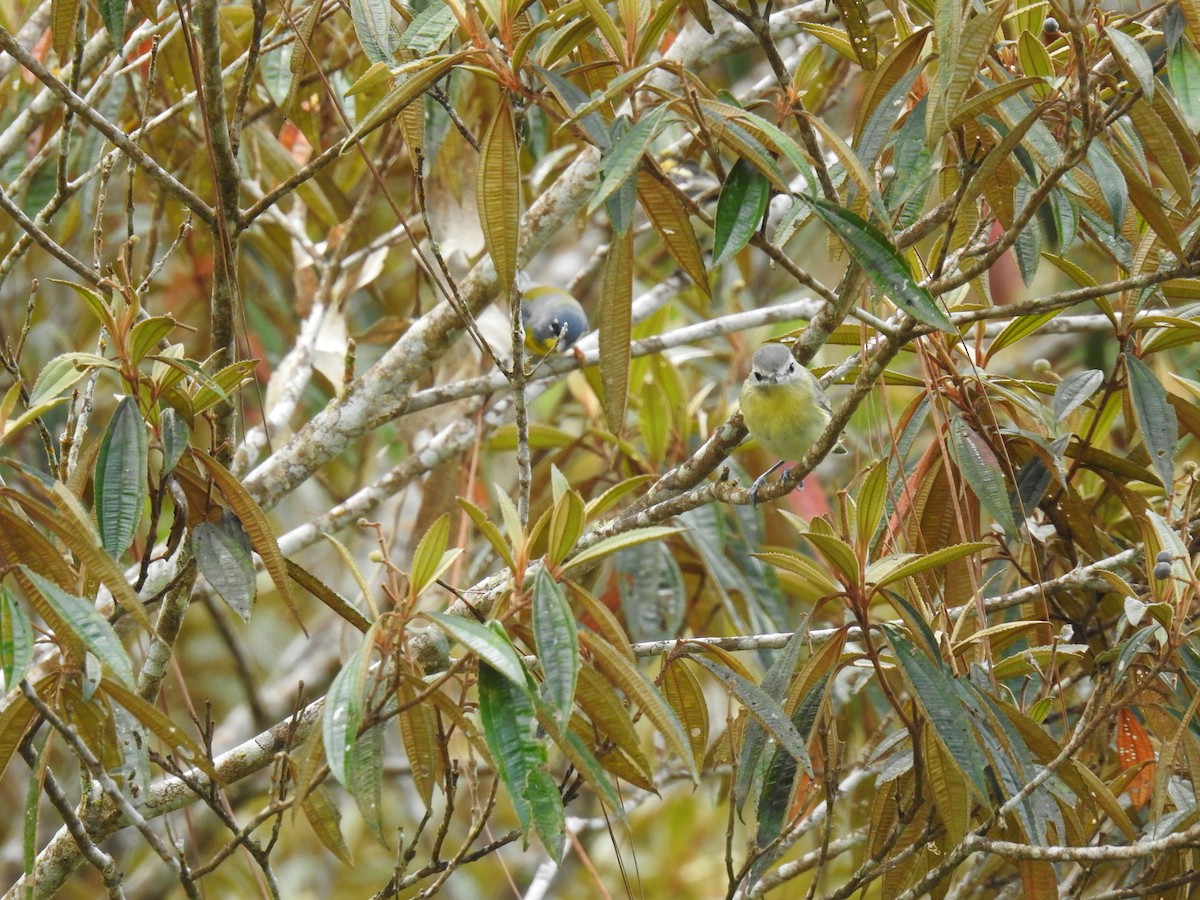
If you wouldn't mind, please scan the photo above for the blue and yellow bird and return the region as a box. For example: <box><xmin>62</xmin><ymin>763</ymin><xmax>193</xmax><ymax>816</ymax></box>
<box><xmin>520</xmin><ymin>285</ymin><xmax>589</xmax><ymax>355</ymax></box>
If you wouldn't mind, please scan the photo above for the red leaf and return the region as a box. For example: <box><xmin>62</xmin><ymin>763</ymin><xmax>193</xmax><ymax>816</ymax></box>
<box><xmin>1117</xmin><ymin>708</ymin><xmax>1156</xmax><ymax>808</ymax></box>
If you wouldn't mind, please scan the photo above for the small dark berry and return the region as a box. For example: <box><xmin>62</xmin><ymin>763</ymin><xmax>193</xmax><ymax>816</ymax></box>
<box><xmin>1154</xmin><ymin>561</ymin><xmax>1172</xmax><ymax>580</ymax></box>
<box><xmin>1043</xmin><ymin>17</ymin><xmax>1059</xmax><ymax>34</ymax></box>
<box><xmin>1156</xmin><ymin>549</ymin><xmax>1171</xmax><ymax>563</ymax></box>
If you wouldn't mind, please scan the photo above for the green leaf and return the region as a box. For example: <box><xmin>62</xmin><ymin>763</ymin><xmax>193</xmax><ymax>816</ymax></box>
<box><xmin>883</xmin><ymin>625</ymin><xmax>990</xmax><ymax>802</ymax></box>
<box><xmin>562</xmin><ymin>526</ymin><xmax>680</xmax><ymax>573</ymax></box>
<box><xmin>323</xmin><ymin>626</ymin><xmax>377</xmax><ymax>786</ymax></box>
<box><xmin>346</xmin><ymin>53</ymin><xmax>465</xmax><ymax>145</ymax></box>
<box><xmin>457</xmin><ymin>498</ymin><xmax>516</xmax><ymax>572</ymax></box>
<box><xmin>99</xmin><ymin>0</ymin><xmax>125</xmax><ymax>44</ymax></box>
<box><xmin>532</xmin><ymin>570</ymin><xmax>579</xmax><ymax>726</ymax></box>
<box><xmin>1086</xmin><ymin>141</ymin><xmax>1127</xmax><ymax>236</ymax></box>
<box><xmin>159</xmin><ymin>408</ymin><xmax>189</xmax><ymax>476</ymax></box>
<box><xmin>590</xmin><ymin>106</ymin><xmax>674</xmax><ymax>215</ymax></box>
<box><xmin>0</xmin><ymin>588</ymin><xmax>33</xmax><ymax>690</ymax></box>
<box><xmin>1125</xmin><ymin>353</ymin><xmax>1177</xmax><ymax>490</ymax></box>
<box><xmin>192</xmin><ymin>512</ymin><xmax>256</xmax><ymax>623</ymax></box>
<box><xmin>346</xmin><ymin>723</ymin><xmax>385</xmax><ymax>841</ymax></box>
<box><xmin>752</xmin><ymin>549</ymin><xmax>842</xmax><ymax>598</ymax></box>
<box><xmin>192</xmin><ymin>449</ymin><xmax>302</xmax><ymax>628</ymax></box>
<box><xmin>615</xmin><ymin>541</ymin><xmax>685</xmax><ymax>642</ymax></box>
<box><xmin>1168</xmin><ymin>38</ymin><xmax>1200</xmax><ymax>131</ymax></box>
<box><xmin>399</xmin><ymin>1</ymin><xmax>458</xmax><ymax>54</ymax></box>
<box><xmin>713</xmin><ymin>158</ymin><xmax>771</xmax><ymax>265</ymax></box>
<box><xmin>479</xmin><ymin>662</ymin><xmax>565</xmax><ymax>858</ymax></box>
<box><xmin>1107</xmin><ymin>26</ymin><xmax>1155</xmax><ymax>100</ymax></box>
<box><xmin>696</xmin><ymin>100</ymin><xmax>816</xmax><ymax>193</ymax></box>
<box><xmin>410</xmin><ymin>514</ymin><xmax>451</xmax><ymax>596</ymax></box>
<box><xmin>1013</xmin><ymin>179</ymin><xmax>1041</xmax><ymax>286</ymax></box>
<box><xmin>127</xmin><ymin>316</ymin><xmax>176</xmax><ymax>366</ymax></box>
<box><xmin>949</xmin><ymin>416</ymin><xmax>1019</xmax><ymax>536</ymax></box>
<box><xmin>806</xmin><ymin>196</ymin><xmax>957</xmax><ymax>334</ymax></box>
<box><xmin>750</xmin><ymin>672</ymin><xmax>829</xmax><ymax>885</ymax></box>
<box><xmin>987</xmin><ymin>306</ymin><xmax>1068</xmax><ymax>358</ymax></box>
<box><xmin>546</xmin><ymin>490</ymin><xmax>585</xmax><ymax>568</ymax></box>
<box><xmin>694</xmin><ymin>104</ymin><xmax>789</xmax><ymax>191</ymax></box>
<box><xmin>350</xmin><ymin>0</ymin><xmax>399</xmax><ymax>64</ymax></box>
<box><xmin>692</xmin><ymin>656</ymin><xmax>811</xmax><ymax>776</ymax></box>
<box><xmin>188</xmin><ymin>360</ymin><xmax>258</xmax><ymax>417</ymax></box>
<box><xmin>855</xmin><ymin>459</ymin><xmax>889</xmax><ymax>556</ymax></box>
<box><xmin>1053</xmin><ymin>369</ymin><xmax>1105</xmax><ymax>421</ymax></box>
<box><xmin>22</xmin><ymin>568</ymin><xmax>132</xmax><ymax>686</ymax></box>
<box><xmin>870</xmin><ymin>542</ymin><xmax>991</xmax><ymax>588</ymax></box>
<box><xmin>425</xmin><ymin>612</ymin><xmax>527</xmax><ymax>686</ymax></box>
<box><xmin>94</xmin><ymin>398</ymin><xmax>148</xmax><ymax>561</ymax></box>
<box><xmin>29</xmin><ymin>352</ymin><xmax>117</xmax><ymax>406</ymax></box>
<box><xmin>733</xmin><ymin>627</ymin><xmax>808</xmax><ymax>814</ymax></box>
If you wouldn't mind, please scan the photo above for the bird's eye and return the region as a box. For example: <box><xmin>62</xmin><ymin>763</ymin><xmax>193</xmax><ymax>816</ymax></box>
<box><xmin>787</xmin><ymin>363</ymin><xmax>795</xmax><ymax>373</ymax></box>
<box><xmin>754</xmin><ymin>372</ymin><xmax>763</xmax><ymax>381</ymax></box>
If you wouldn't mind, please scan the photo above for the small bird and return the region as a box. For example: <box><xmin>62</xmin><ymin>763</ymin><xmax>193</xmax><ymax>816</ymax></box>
<box><xmin>520</xmin><ymin>285</ymin><xmax>589</xmax><ymax>355</ymax></box>
<box><xmin>739</xmin><ymin>343</ymin><xmax>846</xmax><ymax>504</ymax></box>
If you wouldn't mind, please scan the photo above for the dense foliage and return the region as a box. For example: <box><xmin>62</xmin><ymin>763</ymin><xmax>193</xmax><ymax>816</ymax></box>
<box><xmin>1</xmin><ymin>0</ymin><xmax>1199</xmax><ymax>895</ymax></box>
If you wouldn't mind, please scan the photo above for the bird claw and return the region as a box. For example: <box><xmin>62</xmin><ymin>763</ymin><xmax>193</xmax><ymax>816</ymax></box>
<box><xmin>749</xmin><ymin>467</ymin><xmax>805</xmax><ymax>506</ymax></box>
<box><xmin>749</xmin><ymin>473</ymin><xmax>771</xmax><ymax>507</ymax></box>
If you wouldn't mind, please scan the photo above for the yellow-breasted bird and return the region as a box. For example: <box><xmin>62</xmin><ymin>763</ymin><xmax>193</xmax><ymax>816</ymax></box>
<box><xmin>739</xmin><ymin>343</ymin><xmax>846</xmax><ymax>504</ymax></box>
<box><xmin>520</xmin><ymin>285</ymin><xmax>589</xmax><ymax>355</ymax></box>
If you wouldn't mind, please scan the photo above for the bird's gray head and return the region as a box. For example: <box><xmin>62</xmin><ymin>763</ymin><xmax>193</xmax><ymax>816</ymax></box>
<box><xmin>750</xmin><ymin>344</ymin><xmax>798</xmax><ymax>383</ymax></box>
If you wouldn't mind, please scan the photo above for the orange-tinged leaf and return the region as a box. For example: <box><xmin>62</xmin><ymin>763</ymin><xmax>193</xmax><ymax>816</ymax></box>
<box><xmin>925</xmin><ymin>723</ymin><xmax>969</xmax><ymax>844</ymax></box>
<box><xmin>868</xmin><ymin>775</ymin><xmax>900</xmax><ymax>859</ymax></box>
<box><xmin>477</xmin><ymin>98</ymin><xmax>520</xmax><ymax>291</ymax></box>
<box><xmin>286</xmin><ymin>0</ymin><xmax>325</xmax><ymax>110</ymax></box>
<box><xmin>854</xmin><ymin>27</ymin><xmax>930</xmax><ymax>143</ymax></box>
<box><xmin>0</xmin><ymin>676</ymin><xmax>45</xmax><ymax>783</ymax></box>
<box><xmin>51</xmin><ymin>0</ymin><xmax>80</xmax><ymax>61</ymax></box>
<box><xmin>100</xmin><ymin>680</ymin><xmax>220</xmax><ymax>781</ymax></box>
<box><xmin>570</xmin><ymin>713</ymin><xmax>655</xmax><ymax>791</ymax></box>
<box><xmin>301</xmin><ymin>782</ymin><xmax>354</xmax><ymax>865</ymax></box>
<box><xmin>1117</xmin><ymin>708</ymin><xmax>1155</xmax><ymax>808</ymax></box>
<box><xmin>1112</xmin><ymin>150</ymin><xmax>1185</xmax><ymax>258</ymax></box>
<box><xmin>40</xmin><ymin>484</ymin><xmax>152</xmax><ymax>631</ymax></box>
<box><xmin>1019</xmin><ymin>859</ymin><xmax>1057</xmax><ymax>899</ymax></box>
<box><xmin>1070</xmin><ymin>760</ymin><xmax>1137</xmax><ymax>840</ymax></box>
<box><xmin>568</xmin><ymin>583</ymin><xmax>634</xmax><ymax>661</ymax></box>
<box><xmin>397</xmin><ymin>675</ymin><xmax>441</xmax><ymax>806</ymax></box>
<box><xmin>285</xmin><ymin>559</ymin><xmax>372</xmax><ymax>632</ymax></box>
<box><xmin>1151</xmin><ymin>688</ymin><xmax>1200</xmax><ymax>823</ymax></box>
<box><xmin>1128</xmin><ymin>99</ymin><xmax>1192</xmax><ymax>204</ymax></box>
<box><xmin>661</xmin><ymin>658</ymin><xmax>708</xmax><ymax>769</ymax></box>
<box><xmin>831</xmin><ymin>0</ymin><xmax>876</xmax><ymax>69</ymax></box>
<box><xmin>580</xmin><ymin>631</ymin><xmax>697</xmax><ymax>780</ymax></box>
<box><xmin>0</xmin><ymin>498</ymin><xmax>80</xmax><ymax>592</ymax></box>
<box><xmin>636</xmin><ymin>171</ymin><xmax>710</xmax><ymax>298</ymax></box>
<box><xmin>1181</xmin><ymin>0</ymin><xmax>1200</xmax><ymax>42</ymax></box>
<box><xmin>598</xmin><ymin>228</ymin><xmax>633</xmax><ymax>433</ymax></box>
<box><xmin>574</xmin><ymin>666</ymin><xmax>653</xmax><ymax>780</ymax></box>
